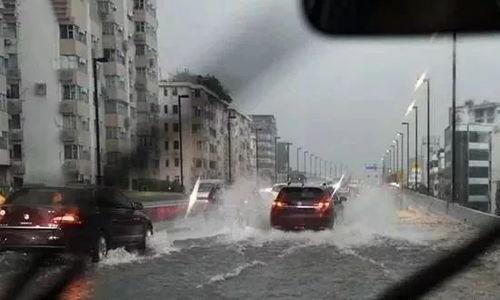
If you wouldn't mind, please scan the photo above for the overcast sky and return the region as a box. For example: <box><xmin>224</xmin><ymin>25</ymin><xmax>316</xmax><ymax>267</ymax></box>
<box><xmin>157</xmin><ymin>1</ymin><xmax>500</xmax><ymax>174</ymax></box>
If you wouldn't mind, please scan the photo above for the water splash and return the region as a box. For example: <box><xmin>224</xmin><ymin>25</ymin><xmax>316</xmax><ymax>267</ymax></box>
<box><xmin>185</xmin><ymin>177</ymin><xmax>201</xmax><ymax>218</ymax></box>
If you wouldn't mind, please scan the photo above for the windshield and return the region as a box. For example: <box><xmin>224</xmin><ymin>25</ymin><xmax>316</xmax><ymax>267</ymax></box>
<box><xmin>0</xmin><ymin>1</ymin><xmax>499</xmax><ymax>299</ymax></box>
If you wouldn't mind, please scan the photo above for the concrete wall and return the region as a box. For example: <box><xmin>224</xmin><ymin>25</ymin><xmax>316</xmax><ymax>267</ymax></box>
<box><xmin>400</xmin><ymin>189</ymin><xmax>500</xmax><ymax>228</ymax></box>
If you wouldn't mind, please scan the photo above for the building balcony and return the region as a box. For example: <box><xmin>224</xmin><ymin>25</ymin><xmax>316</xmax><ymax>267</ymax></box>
<box><xmin>0</xmin><ymin>149</ymin><xmax>9</xmax><ymax>166</ymax></box>
<box><xmin>59</xmin><ymin>100</ymin><xmax>90</xmax><ymax>116</ymax></box>
<box><xmin>133</xmin><ymin>8</ymin><xmax>158</xmax><ymax>28</ymax></box>
<box><xmin>8</xmin><ymin>129</ymin><xmax>22</xmax><ymax>142</ymax></box>
<box><xmin>106</xmin><ymin>138</ymin><xmax>129</xmax><ymax>153</ymax></box>
<box><xmin>58</xmin><ymin>68</ymin><xmax>88</xmax><ymax>86</ymax></box>
<box><xmin>97</xmin><ymin>0</ymin><xmax>117</xmax><ymax>17</ymax></box>
<box><xmin>60</xmin><ymin>39</ymin><xmax>87</xmax><ymax>58</ymax></box>
<box><xmin>62</xmin><ymin>159</ymin><xmax>91</xmax><ymax>175</ymax></box>
<box><xmin>135</xmin><ymin>73</ymin><xmax>158</xmax><ymax>92</ymax></box>
<box><xmin>11</xmin><ymin>160</ymin><xmax>25</xmax><ymax>175</ymax></box>
<box><xmin>102</xmin><ymin>33</ymin><xmax>124</xmax><ymax>50</ymax></box>
<box><xmin>6</xmin><ymin>68</ymin><xmax>20</xmax><ymax>80</ymax></box>
<box><xmin>105</xmin><ymin>114</ymin><xmax>128</xmax><ymax>127</ymax></box>
<box><xmin>134</xmin><ymin>53</ymin><xmax>157</xmax><ymax>68</ymax></box>
<box><xmin>7</xmin><ymin>100</ymin><xmax>21</xmax><ymax>114</ymax></box>
<box><xmin>60</xmin><ymin>129</ymin><xmax>91</xmax><ymax>145</ymax></box>
<box><xmin>105</xmin><ymin>84</ymin><xmax>128</xmax><ymax>101</ymax></box>
<box><xmin>134</xmin><ymin>32</ymin><xmax>157</xmax><ymax>50</ymax></box>
<box><xmin>103</xmin><ymin>61</ymin><xmax>126</xmax><ymax>77</ymax></box>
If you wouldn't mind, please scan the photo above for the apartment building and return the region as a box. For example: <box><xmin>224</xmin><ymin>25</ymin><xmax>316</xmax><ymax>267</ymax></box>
<box><xmin>250</xmin><ymin>115</ymin><xmax>277</xmax><ymax>181</ymax></box>
<box><xmin>1</xmin><ymin>0</ymin><xmax>158</xmax><ymax>187</ymax></box>
<box><xmin>228</xmin><ymin>108</ymin><xmax>255</xmax><ymax>181</ymax></box>
<box><xmin>158</xmin><ymin>81</ymin><xmax>230</xmax><ymax>190</ymax></box>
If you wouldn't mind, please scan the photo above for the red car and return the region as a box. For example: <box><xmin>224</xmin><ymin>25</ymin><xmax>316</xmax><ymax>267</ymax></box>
<box><xmin>270</xmin><ymin>186</ymin><xmax>335</xmax><ymax>230</ymax></box>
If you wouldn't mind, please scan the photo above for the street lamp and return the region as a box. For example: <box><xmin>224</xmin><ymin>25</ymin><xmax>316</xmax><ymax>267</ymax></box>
<box><xmin>416</xmin><ymin>72</ymin><xmax>432</xmax><ymax>194</ymax></box>
<box><xmin>319</xmin><ymin>158</ymin><xmax>323</xmax><ymax>177</ymax></box>
<box><xmin>284</xmin><ymin>142</ymin><xmax>292</xmax><ymax>180</ymax></box>
<box><xmin>393</xmin><ymin>139</ymin><xmax>399</xmax><ymax>180</ymax></box>
<box><xmin>227</xmin><ymin>110</ymin><xmax>237</xmax><ymax>183</ymax></box>
<box><xmin>402</xmin><ymin>122</ymin><xmax>410</xmax><ymax>188</ymax></box>
<box><xmin>309</xmin><ymin>154</ymin><xmax>314</xmax><ymax>177</ymax></box>
<box><xmin>303</xmin><ymin>150</ymin><xmax>309</xmax><ymax>175</ymax></box>
<box><xmin>397</xmin><ymin>132</ymin><xmax>404</xmax><ymax>188</ymax></box>
<box><xmin>274</xmin><ymin>136</ymin><xmax>280</xmax><ymax>182</ymax></box>
<box><xmin>390</xmin><ymin>145</ymin><xmax>396</xmax><ymax>177</ymax></box>
<box><xmin>92</xmin><ymin>57</ymin><xmax>108</xmax><ymax>185</ymax></box>
<box><xmin>314</xmin><ymin>156</ymin><xmax>318</xmax><ymax>177</ymax></box>
<box><xmin>414</xmin><ymin>105</ymin><xmax>418</xmax><ymax>190</ymax></box>
<box><xmin>177</xmin><ymin>94</ymin><xmax>189</xmax><ymax>189</ymax></box>
<box><xmin>296</xmin><ymin>147</ymin><xmax>302</xmax><ymax>172</ymax></box>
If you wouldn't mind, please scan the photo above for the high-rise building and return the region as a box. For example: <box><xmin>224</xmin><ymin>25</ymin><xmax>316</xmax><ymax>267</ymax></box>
<box><xmin>0</xmin><ymin>2</ymin><xmax>8</xmax><ymax>189</ymax></box>
<box><xmin>1</xmin><ymin>0</ymin><xmax>159</xmax><ymax>188</ymax></box>
<box><xmin>250</xmin><ymin>115</ymin><xmax>277</xmax><ymax>182</ymax></box>
<box><xmin>228</xmin><ymin>108</ymin><xmax>255</xmax><ymax>181</ymax></box>
<box><xmin>158</xmin><ymin>81</ymin><xmax>230</xmax><ymax>190</ymax></box>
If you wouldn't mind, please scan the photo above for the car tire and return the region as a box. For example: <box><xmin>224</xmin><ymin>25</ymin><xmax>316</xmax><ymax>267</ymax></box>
<box><xmin>91</xmin><ymin>234</ymin><xmax>108</xmax><ymax>263</ymax></box>
<box><xmin>138</xmin><ymin>225</ymin><xmax>153</xmax><ymax>252</ymax></box>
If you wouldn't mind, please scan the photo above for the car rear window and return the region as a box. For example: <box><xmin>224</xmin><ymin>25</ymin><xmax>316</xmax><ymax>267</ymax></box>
<box><xmin>278</xmin><ymin>187</ymin><xmax>325</xmax><ymax>203</ymax></box>
<box><xmin>6</xmin><ymin>189</ymin><xmax>92</xmax><ymax>207</ymax></box>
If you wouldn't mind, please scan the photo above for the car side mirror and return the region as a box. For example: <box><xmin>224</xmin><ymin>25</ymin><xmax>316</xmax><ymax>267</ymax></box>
<box><xmin>133</xmin><ymin>201</ymin><xmax>143</xmax><ymax>210</ymax></box>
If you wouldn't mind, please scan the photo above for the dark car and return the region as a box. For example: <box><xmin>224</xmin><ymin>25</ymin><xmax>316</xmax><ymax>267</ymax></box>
<box><xmin>0</xmin><ymin>186</ymin><xmax>153</xmax><ymax>262</ymax></box>
<box><xmin>270</xmin><ymin>186</ymin><xmax>336</xmax><ymax>230</ymax></box>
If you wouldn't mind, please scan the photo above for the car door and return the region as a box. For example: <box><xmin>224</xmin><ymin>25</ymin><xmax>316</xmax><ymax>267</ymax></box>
<box><xmin>114</xmin><ymin>190</ymin><xmax>144</xmax><ymax>242</ymax></box>
<box><xmin>96</xmin><ymin>188</ymin><xmax>136</xmax><ymax>245</ymax></box>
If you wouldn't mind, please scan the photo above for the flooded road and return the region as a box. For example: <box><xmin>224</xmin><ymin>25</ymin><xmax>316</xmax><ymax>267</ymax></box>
<box><xmin>1</xmin><ymin>187</ymin><xmax>499</xmax><ymax>299</ymax></box>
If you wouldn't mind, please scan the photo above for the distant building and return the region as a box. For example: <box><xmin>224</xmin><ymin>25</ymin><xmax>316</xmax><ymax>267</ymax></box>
<box><xmin>228</xmin><ymin>108</ymin><xmax>256</xmax><ymax>181</ymax></box>
<box><xmin>275</xmin><ymin>141</ymin><xmax>290</xmax><ymax>182</ymax></box>
<box><xmin>250</xmin><ymin>115</ymin><xmax>278</xmax><ymax>182</ymax></box>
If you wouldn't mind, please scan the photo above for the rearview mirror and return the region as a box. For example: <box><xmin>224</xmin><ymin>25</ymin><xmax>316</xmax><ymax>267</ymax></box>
<box><xmin>133</xmin><ymin>201</ymin><xmax>144</xmax><ymax>210</ymax></box>
<box><xmin>302</xmin><ymin>0</ymin><xmax>500</xmax><ymax>35</ymax></box>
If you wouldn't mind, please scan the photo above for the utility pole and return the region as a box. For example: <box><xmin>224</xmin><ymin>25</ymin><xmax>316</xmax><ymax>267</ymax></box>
<box><xmin>285</xmin><ymin>142</ymin><xmax>292</xmax><ymax>180</ymax></box>
<box><xmin>414</xmin><ymin>105</ymin><xmax>418</xmax><ymax>190</ymax></box>
<box><xmin>92</xmin><ymin>57</ymin><xmax>108</xmax><ymax>185</ymax></box>
<box><xmin>402</xmin><ymin>122</ymin><xmax>410</xmax><ymax>188</ymax></box>
<box><xmin>303</xmin><ymin>150</ymin><xmax>308</xmax><ymax>175</ymax></box>
<box><xmin>426</xmin><ymin>78</ymin><xmax>431</xmax><ymax>194</ymax></box>
<box><xmin>274</xmin><ymin>136</ymin><xmax>280</xmax><ymax>182</ymax></box>
<box><xmin>177</xmin><ymin>94</ymin><xmax>189</xmax><ymax>189</ymax></box>
<box><xmin>296</xmin><ymin>147</ymin><xmax>301</xmax><ymax>172</ymax></box>
<box><xmin>451</xmin><ymin>31</ymin><xmax>457</xmax><ymax>210</ymax></box>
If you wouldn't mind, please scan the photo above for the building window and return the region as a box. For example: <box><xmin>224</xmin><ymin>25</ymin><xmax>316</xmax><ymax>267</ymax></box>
<box><xmin>7</xmin><ymin>84</ymin><xmax>19</xmax><ymax>98</ymax></box>
<box><xmin>194</xmin><ymin>106</ymin><xmax>202</xmax><ymax>117</ymax></box>
<box><xmin>63</xmin><ymin>84</ymin><xmax>76</xmax><ymax>100</ymax></box>
<box><xmin>11</xmin><ymin>144</ymin><xmax>22</xmax><ymax>159</ymax></box>
<box><xmin>6</xmin><ymin>54</ymin><xmax>17</xmax><ymax>69</ymax></box>
<box><xmin>163</xmin><ymin>88</ymin><xmax>168</xmax><ymax>96</ymax></box>
<box><xmin>9</xmin><ymin>114</ymin><xmax>21</xmax><ymax>129</ymax></box>
<box><xmin>106</xmin><ymin>127</ymin><xmax>119</xmax><ymax>139</ymax></box>
<box><xmin>135</xmin><ymin>22</ymin><xmax>146</xmax><ymax>33</ymax></box>
<box><xmin>197</xmin><ymin>141</ymin><xmax>203</xmax><ymax>150</ymax></box>
<box><xmin>209</xmin><ymin>128</ymin><xmax>216</xmax><ymax>138</ymax></box>
<box><xmin>486</xmin><ymin>109</ymin><xmax>495</xmax><ymax>123</ymax></box>
<box><xmin>469</xmin><ymin>149</ymin><xmax>489</xmax><ymax>161</ymax></box>
<box><xmin>173</xmin><ymin>105</ymin><xmax>178</xmax><ymax>114</ymax></box>
<box><xmin>136</xmin><ymin>44</ymin><xmax>145</xmax><ymax>56</ymax></box>
<box><xmin>209</xmin><ymin>160</ymin><xmax>216</xmax><ymax>169</ymax></box>
<box><xmin>134</xmin><ymin>0</ymin><xmax>145</xmax><ymax>9</ymax></box>
<box><xmin>166</xmin><ymin>175</ymin><xmax>170</xmax><ymax>182</ymax></box>
<box><xmin>163</xmin><ymin>105</ymin><xmax>168</xmax><ymax>113</ymax></box>
<box><xmin>209</xmin><ymin>144</ymin><xmax>216</xmax><ymax>153</ymax></box>
<box><xmin>64</xmin><ymin>145</ymin><xmax>78</xmax><ymax>159</ymax></box>
<box><xmin>164</xmin><ymin>122</ymin><xmax>168</xmax><ymax>132</ymax></box>
<box><xmin>60</xmin><ymin>24</ymin><xmax>75</xmax><ymax>39</ymax></box>
<box><xmin>469</xmin><ymin>167</ymin><xmax>489</xmax><ymax>178</ymax></box>
<box><xmin>192</xmin><ymin>124</ymin><xmax>200</xmax><ymax>134</ymax></box>
<box><xmin>172</xmin><ymin>88</ymin><xmax>178</xmax><ymax>96</ymax></box>
<box><xmin>164</xmin><ymin>141</ymin><xmax>169</xmax><ymax>150</ymax></box>
<box><xmin>173</xmin><ymin>123</ymin><xmax>179</xmax><ymax>132</ymax></box>
<box><xmin>469</xmin><ymin>132</ymin><xmax>490</xmax><ymax>143</ymax></box>
<box><xmin>475</xmin><ymin>109</ymin><xmax>485</xmax><ymax>123</ymax></box>
<box><xmin>469</xmin><ymin>184</ymin><xmax>489</xmax><ymax>195</ymax></box>
<box><xmin>195</xmin><ymin>159</ymin><xmax>202</xmax><ymax>168</ymax></box>
<box><xmin>107</xmin><ymin>152</ymin><xmax>120</xmax><ymax>165</ymax></box>
<box><xmin>174</xmin><ymin>141</ymin><xmax>180</xmax><ymax>150</ymax></box>
<box><xmin>194</xmin><ymin>89</ymin><xmax>201</xmax><ymax>97</ymax></box>
<box><xmin>174</xmin><ymin>158</ymin><xmax>180</xmax><ymax>167</ymax></box>
<box><xmin>174</xmin><ymin>176</ymin><xmax>180</xmax><ymax>182</ymax></box>
<box><xmin>165</xmin><ymin>159</ymin><xmax>169</xmax><ymax>167</ymax></box>
<box><xmin>63</xmin><ymin>115</ymin><xmax>77</xmax><ymax>129</ymax></box>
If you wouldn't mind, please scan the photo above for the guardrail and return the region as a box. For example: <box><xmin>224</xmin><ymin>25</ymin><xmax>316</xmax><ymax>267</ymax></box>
<box><xmin>399</xmin><ymin>189</ymin><xmax>500</xmax><ymax>228</ymax></box>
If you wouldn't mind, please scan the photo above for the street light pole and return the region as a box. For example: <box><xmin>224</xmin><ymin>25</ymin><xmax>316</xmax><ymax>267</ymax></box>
<box><xmin>177</xmin><ymin>94</ymin><xmax>189</xmax><ymax>190</ymax></box>
<box><xmin>309</xmin><ymin>154</ymin><xmax>313</xmax><ymax>177</ymax></box>
<box><xmin>451</xmin><ymin>31</ymin><xmax>457</xmax><ymax>209</ymax></box>
<box><xmin>402</xmin><ymin>122</ymin><xmax>410</xmax><ymax>188</ymax></box>
<box><xmin>319</xmin><ymin>158</ymin><xmax>322</xmax><ymax>177</ymax></box>
<box><xmin>314</xmin><ymin>156</ymin><xmax>318</xmax><ymax>177</ymax></box>
<box><xmin>414</xmin><ymin>105</ymin><xmax>419</xmax><ymax>190</ymax></box>
<box><xmin>398</xmin><ymin>132</ymin><xmax>404</xmax><ymax>187</ymax></box>
<box><xmin>92</xmin><ymin>57</ymin><xmax>108</xmax><ymax>185</ymax></box>
<box><xmin>285</xmin><ymin>142</ymin><xmax>292</xmax><ymax>180</ymax></box>
<box><xmin>274</xmin><ymin>136</ymin><xmax>280</xmax><ymax>182</ymax></box>
<box><xmin>227</xmin><ymin>110</ymin><xmax>236</xmax><ymax>183</ymax></box>
<box><xmin>425</xmin><ymin>78</ymin><xmax>431</xmax><ymax>194</ymax></box>
<box><xmin>296</xmin><ymin>147</ymin><xmax>301</xmax><ymax>172</ymax></box>
<box><xmin>303</xmin><ymin>150</ymin><xmax>308</xmax><ymax>175</ymax></box>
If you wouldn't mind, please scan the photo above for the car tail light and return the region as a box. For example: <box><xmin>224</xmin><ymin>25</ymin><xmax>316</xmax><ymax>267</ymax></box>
<box><xmin>314</xmin><ymin>195</ymin><xmax>331</xmax><ymax>212</ymax></box>
<box><xmin>50</xmin><ymin>209</ymin><xmax>81</xmax><ymax>225</ymax></box>
<box><xmin>272</xmin><ymin>194</ymin><xmax>287</xmax><ymax>209</ymax></box>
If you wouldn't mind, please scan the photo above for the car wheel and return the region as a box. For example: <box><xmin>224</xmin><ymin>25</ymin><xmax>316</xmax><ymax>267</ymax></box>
<box><xmin>138</xmin><ymin>225</ymin><xmax>153</xmax><ymax>252</ymax></box>
<box><xmin>92</xmin><ymin>234</ymin><xmax>108</xmax><ymax>263</ymax></box>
